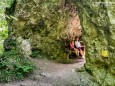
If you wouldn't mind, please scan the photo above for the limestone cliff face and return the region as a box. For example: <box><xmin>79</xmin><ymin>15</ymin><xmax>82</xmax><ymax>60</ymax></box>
<box><xmin>6</xmin><ymin>0</ymin><xmax>115</xmax><ymax>85</ymax></box>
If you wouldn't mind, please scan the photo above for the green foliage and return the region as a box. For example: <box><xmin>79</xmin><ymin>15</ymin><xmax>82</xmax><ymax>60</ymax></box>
<box><xmin>30</xmin><ymin>48</ymin><xmax>48</xmax><ymax>58</ymax></box>
<box><xmin>0</xmin><ymin>30</ymin><xmax>8</xmax><ymax>38</ymax></box>
<box><xmin>30</xmin><ymin>50</ymin><xmax>39</xmax><ymax>58</ymax></box>
<box><xmin>0</xmin><ymin>0</ymin><xmax>13</xmax><ymax>54</ymax></box>
<box><xmin>0</xmin><ymin>0</ymin><xmax>35</xmax><ymax>82</ymax></box>
<box><xmin>0</xmin><ymin>0</ymin><xmax>15</xmax><ymax>28</ymax></box>
<box><xmin>3</xmin><ymin>38</ymin><xmax>17</xmax><ymax>51</ymax></box>
<box><xmin>0</xmin><ymin>27</ymin><xmax>8</xmax><ymax>54</ymax></box>
<box><xmin>0</xmin><ymin>48</ymin><xmax>35</xmax><ymax>82</ymax></box>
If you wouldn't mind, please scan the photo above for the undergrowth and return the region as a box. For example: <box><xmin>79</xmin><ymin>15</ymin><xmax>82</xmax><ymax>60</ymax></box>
<box><xmin>0</xmin><ymin>39</ymin><xmax>35</xmax><ymax>82</ymax></box>
<box><xmin>0</xmin><ymin>49</ymin><xmax>35</xmax><ymax>82</ymax></box>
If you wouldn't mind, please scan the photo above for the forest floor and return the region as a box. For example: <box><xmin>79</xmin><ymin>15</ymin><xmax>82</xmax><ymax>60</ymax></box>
<box><xmin>0</xmin><ymin>58</ymin><xmax>98</xmax><ymax>86</ymax></box>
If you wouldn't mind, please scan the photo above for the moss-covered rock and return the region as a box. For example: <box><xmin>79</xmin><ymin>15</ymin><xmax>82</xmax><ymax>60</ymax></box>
<box><xmin>5</xmin><ymin>0</ymin><xmax>115</xmax><ymax>85</ymax></box>
<box><xmin>6</xmin><ymin>0</ymin><xmax>83</xmax><ymax>61</ymax></box>
<box><xmin>75</xmin><ymin>0</ymin><xmax>115</xmax><ymax>85</ymax></box>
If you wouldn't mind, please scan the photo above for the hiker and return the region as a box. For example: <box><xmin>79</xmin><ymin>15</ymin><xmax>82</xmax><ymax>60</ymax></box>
<box><xmin>75</xmin><ymin>37</ymin><xmax>81</xmax><ymax>48</ymax></box>
<box><xmin>69</xmin><ymin>40</ymin><xmax>79</xmax><ymax>59</ymax></box>
<box><xmin>74</xmin><ymin>37</ymin><xmax>85</xmax><ymax>58</ymax></box>
<box><xmin>70</xmin><ymin>41</ymin><xmax>75</xmax><ymax>50</ymax></box>
<box><xmin>79</xmin><ymin>42</ymin><xmax>85</xmax><ymax>59</ymax></box>
<box><xmin>69</xmin><ymin>36</ymin><xmax>85</xmax><ymax>59</ymax></box>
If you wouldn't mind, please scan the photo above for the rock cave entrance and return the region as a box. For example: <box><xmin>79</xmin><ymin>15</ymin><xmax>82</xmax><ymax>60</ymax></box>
<box><xmin>65</xmin><ymin>2</ymin><xmax>86</xmax><ymax>63</ymax></box>
<box><xmin>5</xmin><ymin>0</ymin><xmax>86</xmax><ymax>64</ymax></box>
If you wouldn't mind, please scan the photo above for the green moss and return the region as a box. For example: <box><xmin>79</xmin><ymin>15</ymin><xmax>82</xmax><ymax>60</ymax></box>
<box><xmin>76</xmin><ymin>0</ymin><xmax>115</xmax><ymax>85</ymax></box>
<box><xmin>4</xmin><ymin>0</ymin><xmax>115</xmax><ymax>85</ymax></box>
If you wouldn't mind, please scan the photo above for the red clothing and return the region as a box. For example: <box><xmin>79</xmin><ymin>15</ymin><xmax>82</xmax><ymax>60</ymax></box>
<box><xmin>70</xmin><ymin>42</ymin><xmax>75</xmax><ymax>50</ymax></box>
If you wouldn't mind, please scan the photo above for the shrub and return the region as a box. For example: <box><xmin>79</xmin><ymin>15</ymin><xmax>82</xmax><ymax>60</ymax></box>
<box><xmin>0</xmin><ymin>48</ymin><xmax>35</xmax><ymax>82</ymax></box>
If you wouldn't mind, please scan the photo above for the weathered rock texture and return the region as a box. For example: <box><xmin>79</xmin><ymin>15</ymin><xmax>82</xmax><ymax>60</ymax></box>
<box><xmin>76</xmin><ymin>0</ymin><xmax>115</xmax><ymax>85</ymax></box>
<box><xmin>6</xmin><ymin>0</ymin><xmax>115</xmax><ymax>85</ymax></box>
<box><xmin>6</xmin><ymin>0</ymin><xmax>83</xmax><ymax>60</ymax></box>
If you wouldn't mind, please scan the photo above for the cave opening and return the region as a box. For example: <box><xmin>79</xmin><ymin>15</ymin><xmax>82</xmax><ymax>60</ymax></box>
<box><xmin>64</xmin><ymin>0</ymin><xmax>86</xmax><ymax>63</ymax></box>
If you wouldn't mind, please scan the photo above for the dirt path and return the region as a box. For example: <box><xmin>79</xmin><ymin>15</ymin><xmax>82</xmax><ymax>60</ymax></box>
<box><xmin>32</xmin><ymin>58</ymin><xmax>86</xmax><ymax>78</ymax></box>
<box><xmin>0</xmin><ymin>58</ymin><xmax>97</xmax><ymax>86</ymax></box>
